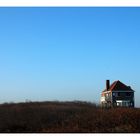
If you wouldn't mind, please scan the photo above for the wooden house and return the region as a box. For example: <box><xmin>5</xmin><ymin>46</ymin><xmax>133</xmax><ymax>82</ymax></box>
<box><xmin>100</xmin><ymin>80</ymin><xmax>135</xmax><ymax>108</ymax></box>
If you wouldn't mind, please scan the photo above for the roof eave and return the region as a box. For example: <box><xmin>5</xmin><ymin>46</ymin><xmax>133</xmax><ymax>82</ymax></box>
<box><xmin>111</xmin><ymin>90</ymin><xmax>135</xmax><ymax>92</ymax></box>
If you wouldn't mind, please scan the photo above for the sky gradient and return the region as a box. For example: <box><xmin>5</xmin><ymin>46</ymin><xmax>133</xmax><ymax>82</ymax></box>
<box><xmin>0</xmin><ymin>7</ymin><xmax>140</xmax><ymax>106</ymax></box>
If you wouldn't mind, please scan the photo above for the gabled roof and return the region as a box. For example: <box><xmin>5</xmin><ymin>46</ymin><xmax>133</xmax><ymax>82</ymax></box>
<box><xmin>102</xmin><ymin>80</ymin><xmax>134</xmax><ymax>92</ymax></box>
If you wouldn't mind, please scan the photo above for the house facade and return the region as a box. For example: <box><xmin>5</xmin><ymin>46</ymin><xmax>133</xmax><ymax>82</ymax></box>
<box><xmin>100</xmin><ymin>80</ymin><xmax>135</xmax><ymax>108</ymax></box>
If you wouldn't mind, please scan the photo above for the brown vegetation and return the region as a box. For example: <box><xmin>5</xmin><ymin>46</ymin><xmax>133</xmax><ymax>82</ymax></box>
<box><xmin>0</xmin><ymin>101</ymin><xmax>139</xmax><ymax>133</ymax></box>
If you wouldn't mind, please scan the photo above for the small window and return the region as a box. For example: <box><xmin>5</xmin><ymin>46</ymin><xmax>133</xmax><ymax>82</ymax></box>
<box><xmin>118</xmin><ymin>93</ymin><xmax>120</xmax><ymax>96</ymax></box>
<box><xmin>113</xmin><ymin>93</ymin><xmax>116</xmax><ymax>96</ymax></box>
<box><xmin>113</xmin><ymin>92</ymin><xmax>121</xmax><ymax>97</ymax></box>
<box><xmin>126</xmin><ymin>93</ymin><xmax>131</xmax><ymax>96</ymax></box>
<box><xmin>117</xmin><ymin>102</ymin><xmax>121</xmax><ymax>106</ymax></box>
<box><xmin>130</xmin><ymin>102</ymin><xmax>133</xmax><ymax>106</ymax></box>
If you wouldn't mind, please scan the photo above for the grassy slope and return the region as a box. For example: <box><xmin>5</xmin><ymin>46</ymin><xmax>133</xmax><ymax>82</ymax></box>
<box><xmin>0</xmin><ymin>101</ymin><xmax>140</xmax><ymax>133</ymax></box>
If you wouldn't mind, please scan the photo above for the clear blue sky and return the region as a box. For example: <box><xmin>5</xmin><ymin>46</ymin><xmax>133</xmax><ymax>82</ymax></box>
<box><xmin>0</xmin><ymin>7</ymin><xmax>140</xmax><ymax>106</ymax></box>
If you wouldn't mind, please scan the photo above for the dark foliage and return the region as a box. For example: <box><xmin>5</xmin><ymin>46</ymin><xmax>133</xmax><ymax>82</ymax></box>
<box><xmin>0</xmin><ymin>101</ymin><xmax>139</xmax><ymax>133</ymax></box>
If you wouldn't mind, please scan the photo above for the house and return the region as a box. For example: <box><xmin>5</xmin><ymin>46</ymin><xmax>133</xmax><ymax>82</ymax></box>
<box><xmin>100</xmin><ymin>80</ymin><xmax>135</xmax><ymax>108</ymax></box>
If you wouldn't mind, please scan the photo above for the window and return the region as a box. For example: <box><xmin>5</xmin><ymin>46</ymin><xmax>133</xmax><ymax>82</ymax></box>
<box><xmin>126</xmin><ymin>93</ymin><xmax>131</xmax><ymax>96</ymax></box>
<box><xmin>114</xmin><ymin>92</ymin><xmax>118</xmax><ymax>97</ymax></box>
<box><xmin>113</xmin><ymin>92</ymin><xmax>121</xmax><ymax>97</ymax></box>
<box><xmin>116</xmin><ymin>100</ymin><xmax>130</xmax><ymax>107</ymax></box>
<box><xmin>118</xmin><ymin>92</ymin><xmax>120</xmax><ymax>96</ymax></box>
<box><xmin>113</xmin><ymin>93</ymin><xmax>116</xmax><ymax>96</ymax></box>
<box><xmin>117</xmin><ymin>102</ymin><xmax>122</xmax><ymax>106</ymax></box>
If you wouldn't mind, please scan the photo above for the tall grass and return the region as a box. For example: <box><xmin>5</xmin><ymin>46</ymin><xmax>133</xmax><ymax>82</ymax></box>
<box><xmin>0</xmin><ymin>101</ymin><xmax>139</xmax><ymax>133</ymax></box>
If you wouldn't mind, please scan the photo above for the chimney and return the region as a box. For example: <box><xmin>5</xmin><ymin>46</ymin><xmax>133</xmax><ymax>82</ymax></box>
<box><xmin>106</xmin><ymin>80</ymin><xmax>110</xmax><ymax>91</ymax></box>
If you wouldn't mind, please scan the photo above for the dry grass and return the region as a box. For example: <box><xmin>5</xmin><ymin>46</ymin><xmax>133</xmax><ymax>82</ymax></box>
<box><xmin>0</xmin><ymin>101</ymin><xmax>139</xmax><ymax>133</ymax></box>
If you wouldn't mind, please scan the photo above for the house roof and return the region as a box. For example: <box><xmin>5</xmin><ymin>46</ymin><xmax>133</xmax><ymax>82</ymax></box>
<box><xmin>102</xmin><ymin>80</ymin><xmax>134</xmax><ymax>92</ymax></box>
